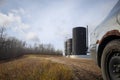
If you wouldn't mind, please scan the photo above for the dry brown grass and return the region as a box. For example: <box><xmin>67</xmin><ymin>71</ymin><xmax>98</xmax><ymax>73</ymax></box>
<box><xmin>45</xmin><ymin>56</ymin><xmax>103</xmax><ymax>80</ymax></box>
<box><xmin>0</xmin><ymin>56</ymin><xmax>74</xmax><ymax>80</ymax></box>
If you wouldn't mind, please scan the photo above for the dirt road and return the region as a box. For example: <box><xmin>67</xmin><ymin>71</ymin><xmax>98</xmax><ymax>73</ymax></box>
<box><xmin>45</xmin><ymin>56</ymin><xmax>103</xmax><ymax>80</ymax></box>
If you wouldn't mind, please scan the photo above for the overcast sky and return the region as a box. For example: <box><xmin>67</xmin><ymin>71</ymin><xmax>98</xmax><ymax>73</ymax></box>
<box><xmin>0</xmin><ymin>0</ymin><xmax>118</xmax><ymax>51</ymax></box>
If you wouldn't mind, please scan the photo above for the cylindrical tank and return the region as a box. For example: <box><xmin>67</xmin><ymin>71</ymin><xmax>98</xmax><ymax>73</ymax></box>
<box><xmin>67</xmin><ymin>38</ymin><xmax>72</xmax><ymax>55</ymax></box>
<box><xmin>72</xmin><ymin>27</ymin><xmax>87</xmax><ymax>55</ymax></box>
<box><xmin>86</xmin><ymin>26</ymin><xmax>88</xmax><ymax>51</ymax></box>
<box><xmin>64</xmin><ymin>41</ymin><xmax>67</xmax><ymax>56</ymax></box>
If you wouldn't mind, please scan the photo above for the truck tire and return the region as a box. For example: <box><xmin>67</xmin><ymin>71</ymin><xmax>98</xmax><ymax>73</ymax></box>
<box><xmin>101</xmin><ymin>39</ymin><xmax>120</xmax><ymax>80</ymax></box>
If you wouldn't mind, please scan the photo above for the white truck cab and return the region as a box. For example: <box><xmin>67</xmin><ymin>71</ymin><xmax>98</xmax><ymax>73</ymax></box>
<box><xmin>90</xmin><ymin>1</ymin><xmax>120</xmax><ymax>80</ymax></box>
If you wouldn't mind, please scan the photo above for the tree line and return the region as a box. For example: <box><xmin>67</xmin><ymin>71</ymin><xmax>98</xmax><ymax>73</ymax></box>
<box><xmin>0</xmin><ymin>27</ymin><xmax>62</xmax><ymax>60</ymax></box>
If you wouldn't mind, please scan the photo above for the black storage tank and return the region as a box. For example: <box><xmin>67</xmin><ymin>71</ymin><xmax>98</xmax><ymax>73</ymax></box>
<box><xmin>72</xmin><ymin>27</ymin><xmax>87</xmax><ymax>55</ymax></box>
<box><xmin>64</xmin><ymin>41</ymin><xmax>67</xmax><ymax>56</ymax></box>
<box><xmin>67</xmin><ymin>38</ymin><xmax>72</xmax><ymax>55</ymax></box>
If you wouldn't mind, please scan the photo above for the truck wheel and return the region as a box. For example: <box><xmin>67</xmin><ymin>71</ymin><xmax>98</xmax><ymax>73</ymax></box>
<box><xmin>101</xmin><ymin>39</ymin><xmax>120</xmax><ymax>80</ymax></box>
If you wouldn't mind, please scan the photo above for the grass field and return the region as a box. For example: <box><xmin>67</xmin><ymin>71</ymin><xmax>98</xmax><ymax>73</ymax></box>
<box><xmin>0</xmin><ymin>55</ymin><xmax>103</xmax><ymax>80</ymax></box>
<box><xmin>0</xmin><ymin>55</ymin><xmax>74</xmax><ymax>80</ymax></box>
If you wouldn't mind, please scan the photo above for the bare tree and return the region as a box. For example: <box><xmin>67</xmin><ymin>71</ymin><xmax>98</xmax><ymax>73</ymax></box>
<box><xmin>0</xmin><ymin>27</ymin><xmax>6</xmax><ymax>51</ymax></box>
<box><xmin>0</xmin><ymin>26</ymin><xmax>62</xmax><ymax>60</ymax></box>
